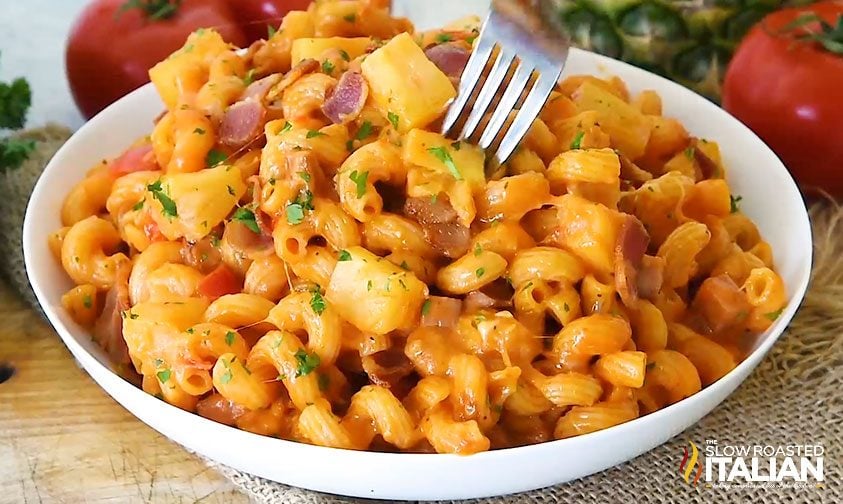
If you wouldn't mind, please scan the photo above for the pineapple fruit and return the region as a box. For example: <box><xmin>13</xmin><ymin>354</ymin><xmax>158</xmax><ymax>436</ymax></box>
<box><xmin>550</xmin><ymin>0</ymin><xmax>811</xmax><ymax>100</ymax></box>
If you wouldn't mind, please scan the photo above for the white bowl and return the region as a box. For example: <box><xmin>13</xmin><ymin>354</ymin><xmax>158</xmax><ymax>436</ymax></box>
<box><xmin>23</xmin><ymin>48</ymin><xmax>812</xmax><ymax>500</ymax></box>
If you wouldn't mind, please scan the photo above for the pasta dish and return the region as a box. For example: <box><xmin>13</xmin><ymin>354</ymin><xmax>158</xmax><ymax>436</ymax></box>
<box><xmin>49</xmin><ymin>0</ymin><xmax>786</xmax><ymax>454</ymax></box>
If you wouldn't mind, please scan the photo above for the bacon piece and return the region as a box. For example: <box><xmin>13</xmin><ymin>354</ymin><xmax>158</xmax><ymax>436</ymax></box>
<box><xmin>692</xmin><ymin>274</ymin><xmax>753</xmax><ymax>333</ymax></box>
<box><xmin>425</xmin><ymin>43</ymin><xmax>470</xmax><ymax>83</ymax></box>
<box><xmin>266</xmin><ymin>58</ymin><xmax>320</xmax><ymax>102</ymax></box>
<box><xmin>637</xmin><ymin>255</ymin><xmax>665</xmax><ymax>300</ymax></box>
<box><xmin>242</xmin><ymin>74</ymin><xmax>281</xmax><ymax>102</ymax></box>
<box><xmin>321</xmin><ymin>71</ymin><xmax>369</xmax><ymax>124</ymax></box>
<box><xmin>464</xmin><ymin>289</ymin><xmax>513</xmax><ymax>313</ymax></box>
<box><xmin>403</xmin><ymin>196</ymin><xmax>470</xmax><ymax>258</ymax></box>
<box><xmin>181</xmin><ymin>236</ymin><xmax>223</xmax><ymax>274</ymax></box>
<box><xmin>220</xmin><ymin>100</ymin><xmax>266</xmax><ymax>149</ymax></box>
<box><xmin>404</xmin><ymin>196</ymin><xmax>459</xmax><ymax>225</ymax></box>
<box><xmin>420</xmin><ymin>296</ymin><xmax>463</xmax><ymax>329</ymax></box>
<box><xmin>109</xmin><ymin>144</ymin><xmax>159</xmax><ymax>175</ymax></box>
<box><xmin>614</xmin><ymin>215</ymin><xmax>650</xmax><ymax>305</ymax></box>
<box><xmin>196</xmin><ymin>393</ymin><xmax>248</xmax><ymax>426</ymax></box>
<box><xmin>93</xmin><ymin>265</ymin><xmax>132</xmax><ymax>371</ymax></box>
<box><xmin>362</xmin><ymin>347</ymin><xmax>415</xmax><ymax>389</ymax></box>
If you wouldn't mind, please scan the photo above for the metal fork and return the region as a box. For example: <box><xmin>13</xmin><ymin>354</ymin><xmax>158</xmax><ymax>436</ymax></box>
<box><xmin>441</xmin><ymin>0</ymin><xmax>569</xmax><ymax>167</ymax></box>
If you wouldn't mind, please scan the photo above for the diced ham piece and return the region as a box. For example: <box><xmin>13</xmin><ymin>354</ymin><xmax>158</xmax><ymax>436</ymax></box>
<box><xmin>361</xmin><ymin>347</ymin><xmax>415</xmax><ymax>389</ymax></box>
<box><xmin>464</xmin><ymin>289</ymin><xmax>513</xmax><ymax>313</ymax></box>
<box><xmin>196</xmin><ymin>393</ymin><xmax>248</xmax><ymax>426</ymax></box>
<box><xmin>692</xmin><ymin>274</ymin><xmax>753</xmax><ymax>333</ymax></box>
<box><xmin>321</xmin><ymin>71</ymin><xmax>369</xmax><ymax>124</ymax></box>
<box><xmin>637</xmin><ymin>255</ymin><xmax>665</xmax><ymax>300</ymax></box>
<box><xmin>425</xmin><ymin>44</ymin><xmax>470</xmax><ymax>84</ymax></box>
<box><xmin>266</xmin><ymin>59</ymin><xmax>320</xmax><ymax>102</ymax></box>
<box><xmin>420</xmin><ymin>296</ymin><xmax>463</xmax><ymax>329</ymax></box>
<box><xmin>242</xmin><ymin>74</ymin><xmax>281</xmax><ymax>102</ymax></box>
<box><xmin>93</xmin><ymin>266</ymin><xmax>133</xmax><ymax>371</ymax></box>
<box><xmin>403</xmin><ymin>196</ymin><xmax>471</xmax><ymax>258</ymax></box>
<box><xmin>614</xmin><ymin>215</ymin><xmax>650</xmax><ymax>305</ymax></box>
<box><xmin>109</xmin><ymin>144</ymin><xmax>159</xmax><ymax>175</ymax></box>
<box><xmin>220</xmin><ymin>100</ymin><xmax>266</xmax><ymax>149</ymax></box>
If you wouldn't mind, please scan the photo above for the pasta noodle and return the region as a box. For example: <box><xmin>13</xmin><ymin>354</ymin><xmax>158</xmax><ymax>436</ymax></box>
<box><xmin>50</xmin><ymin>2</ymin><xmax>787</xmax><ymax>454</ymax></box>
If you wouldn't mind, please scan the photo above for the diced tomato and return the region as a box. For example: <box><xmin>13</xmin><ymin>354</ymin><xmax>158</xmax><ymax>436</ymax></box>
<box><xmin>198</xmin><ymin>264</ymin><xmax>242</xmax><ymax>300</ymax></box>
<box><xmin>109</xmin><ymin>144</ymin><xmax>159</xmax><ymax>176</ymax></box>
<box><xmin>142</xmin><ymin>218</ymin><xmax>165</xmax><ymax>243</ymax></box>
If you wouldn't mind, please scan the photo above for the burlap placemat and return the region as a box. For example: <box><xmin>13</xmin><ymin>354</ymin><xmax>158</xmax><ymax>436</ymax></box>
<box><xmin>6</xmin><ymin>128</ymin><xmax>841</xmax><ymax>503</ymax></box>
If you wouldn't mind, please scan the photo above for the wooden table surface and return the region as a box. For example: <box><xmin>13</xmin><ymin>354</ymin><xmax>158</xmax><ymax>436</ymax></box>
<box><xmin>0</xmin><ymin>282</ymin><xmax>250</xmax><ymax>504</ymax></box>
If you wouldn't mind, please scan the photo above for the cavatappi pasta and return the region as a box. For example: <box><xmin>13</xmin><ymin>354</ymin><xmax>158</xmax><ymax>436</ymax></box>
<box><xmin>52</xmin><ymin>1</ymin><xmax>787</xmax><ymax>454</ymax></box>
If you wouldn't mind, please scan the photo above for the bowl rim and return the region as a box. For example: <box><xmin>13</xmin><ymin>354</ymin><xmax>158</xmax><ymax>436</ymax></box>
<box><xmin>22</xmin><ymin>46</ymin><xmax>813</xmax><ymax>468</ymax></box>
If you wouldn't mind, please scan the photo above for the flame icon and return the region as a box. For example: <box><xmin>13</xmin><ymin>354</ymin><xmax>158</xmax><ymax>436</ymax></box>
<box><xmin>679</xmin><ymin>441</ymin><xmax>703</xmax><ymax>486</ymax></box>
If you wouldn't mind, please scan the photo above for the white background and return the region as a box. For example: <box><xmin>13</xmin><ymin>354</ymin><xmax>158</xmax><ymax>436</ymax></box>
<box><xmin>0</xmin><ymin>0</ymin><xmax>490</xmax><ymax>132</ymax></box>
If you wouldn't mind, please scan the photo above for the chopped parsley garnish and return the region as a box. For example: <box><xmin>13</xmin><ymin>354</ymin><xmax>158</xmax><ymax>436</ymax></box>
<box><xmin>436</xmin><ymin>33</ymin><xmax>453</xmax><ymax>43</ymax></box>
<box><xmin>476</xmin><ymin>267</ymin><xmax>485</xmax><ymax>278</ymax></box>
<box><xmin>306</xmin><ymin>129</ymin><xmax>325</xmax><ymax>139</ymax></box>
<box><xmin>421</xmin><ymin>299</ymin><xmax>432</xmax><ymax>316</ymax></box>
<box><xmin>82</xmin><ymin>294</ymin><xmax>93</xmax><ymax>309</ymax></box>
<box><xmin>367</xmin><ymin>280</ymin><xmax>373</xmax><ymax>291</ymax></box>
<box><xmin>346</xmin><ymin>139</ymin><xmax>355</xmax><ymax>152</ymax></box>
<box><xmin>339</xmin><ymin>49</ymin><xmax>351</xmax><ymax>62</ymax></box>
<box><xmin>349</xmin><ymin>170</ymin><xmax>369</xmax><ymax>198</ymax></box>
<box><xmin>387</xmin><ymin>112</ymin><xmax>400</xmax><ymax>129</ymax></box>
<box><xmin>317</xmin><ymin>372</ymin><xmax>330</xmax><ymax>391</ymax></box>
<box><xmin>299</xmin><ymin>171</ymin><xmax>311</xmax><ymax>183</ymax></box>
<box><xmin>343</xmin><ymin>13</ymin><xmax>356</xmax><ymax>22</ymax></box>
<box><xmin>286</xmin><ymin>204</ymin><xmax>305</xmax><ymax>225</ymax></box>
<box><xmin>227</xmin><ymin>185</ymin><xmax>235</xmax><ymax>196</ymax></box>
<box><xmin>225</xmin><ymin>331</ymin><xmax>236</xmax><ymax>346</ymax></box>
<box><xmin>310</xmin><ymin>290</ymin><xmax>326</xmax><ymax>315</ymax></box>
<box><xmin>322</xmin><ymin>60</ymin><xmax>335</xmax><ymax>74</ymax></box>
<box><xmin>147</xmin><ymin>180</ymin><xmax>178</xmax><ymax>218</ymax></box>
<box><xmin>0</xmin><ymin>138</ymin><xmax>36</xmax><ymax>172</ymax></box>
<box><xmin>765</xmin><ymin>308</ymin><xmax>784</xmax><ymax>321</ymax></box>
<box><xmin>206</xmin><ymin>149</ymin><xmax>228</xmax><ymax>167</ymax></box>
<box><xmin>355</xmin><ymin>120</ymin><xmax>373</xmax><ymax>141</ymax></box>
<box><xmin>451</xmin><ymin>141</ymin><xmax>462</xmax><ymax>151</ymax></box>
<box><xmin>294</xmin><ymin>349</ymin><xmax>321</xmax><ymax>377</ymax></box>
<box><xmin>156</xmin><ymin>368</ymin><xmax>171</xmax><ymax>383</ymax></box>
<box><xmin>563</xmin><ymin>302</ymin><xmax>570</xmax><ymax>312</ymax></box>
<box><xmin>243</xmin><ymin>69</ymin><xmax>257</xmax><ymax>86</ymax></box>
<box><xmin>427</xmin><ymin>146</ymin><xmax>462</xmax><ymax>180</ymax></box>
<box><xmin>730</xmin><ymin>194</ymin><xmax>743</xmax><ymax>214</ymax></box>
<box><xmin>399</xmin><ymin>260</ymin><xmax>410</xmax><ymax>271</ymax></box>
<box><xmin>267</xmin><ymin>24</ymin><xmax>278</xmax><ymax>38</ymax></box>
<box><xmin>570</xmin><ymin>130</ymin><xmax>585</xmax><ymax>150</ymax></box>
<box><xmin>338</xmin><ymin>250</ymin><xmax>352</xmax><ymax>261</ymax></box>
<box><xmin>474</xmin><ymin>243</ymin><xmax>483</xmax><ymax>256</ymax></box>
<box><xmin>132</xmin><ymin>198</ymin><xmax>144</xmax><ymax>212</ymax></box>
<box><xmin>281</xmin><ymin>121</ymin><xmax>293</xmax><ymax>133</ymax></box>
<box><xmin>684</xmin><ymin>146</ymin><xmax>695</xmax><ymax>160</ymax></box>
<box><xmin>232</xmin><ymin>207</ymin><xmax>260</xmax><ymax>233</ymax></box>
<box><xmin>193</xmin><ymin>127</ymin><xmax>205</xmax><ymax>135</ymax></box>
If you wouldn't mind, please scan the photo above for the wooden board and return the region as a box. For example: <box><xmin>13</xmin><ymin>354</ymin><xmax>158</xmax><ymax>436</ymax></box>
<box><xmin>0</xmin><ymin>283</ymin><xmax>248</xmax><ymax>503</ymax></box>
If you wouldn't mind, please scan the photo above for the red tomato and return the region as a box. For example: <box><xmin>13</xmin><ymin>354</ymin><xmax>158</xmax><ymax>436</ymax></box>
<box><xmin>198</xmin><ymin>264</ymin><xmax>242</xmax><ymax>300</ymax></box>
<box><xmin>723</xmin><ymin>1</ymin><xmax>843</xmax><ymax>196</ymax></box>
<box><xmin>66</xmin><ymin>0</ymin><xmax>248</xmax><ymax>119</ymax></box>
<box><xmin>236</xmin><ymin>0</ymin><xmax>314</xmax><ymax>41</ymax></box>
<box><xmin>109</xmin><ymin>144</ymin><xmax>160</xmax><ymax>176</ymax></box>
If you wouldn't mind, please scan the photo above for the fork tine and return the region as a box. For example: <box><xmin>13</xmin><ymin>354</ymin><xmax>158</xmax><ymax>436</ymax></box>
<box><xmin>493</xmin><ymin>71</ymin><xmax>559</xmax><ymax>165</ymax></box>
<box><xmin>460</xmin><ymin>48</ymin><xmax>515</xmax><ymax>140</ymax></box>
<box><xmin>478</xmin><ymin>62</ymin><xmax>532</xmax><ymax>150</ymax></box>
<box><xmin>441</xmin><ymin>21</ymin><xmax>495</xmax><ymax>136</ymax></box>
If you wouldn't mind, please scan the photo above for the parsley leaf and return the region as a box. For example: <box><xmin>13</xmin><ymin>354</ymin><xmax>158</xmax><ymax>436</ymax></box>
<box><xmin>243</xmin><ymin>69</ymin><xmax>257</xmax><ymax>86</ymax></box>
<box><xmin>387</xmin><ymin>112</ymin><xmax>400</xmax><ymax>129</ymax></box>
<box><xmin>349</xmin><ymin>170</ymin><xmax>369</xmax><ymax>198</ymax></box>
<box><xmin>294</xmin><ymin>349</ymin><xmax>321</xmax><ymax>377</ymax></box>
<box><xmin>281</xmin><ymin>121</ymin><xmax>293</xmax><ymax>133</ymax></box>
<box><xmin>156</xmin><ymin>368</ymin><xmax>171</xmax><ymax>383</ymax></box>
<box><xmin>232</xmin><ymin>207</ymin><xmax>260</xmax><ymax>233</ymax></box>
<box><xmin>193</xmin><ymin>127</ymin><xmax>205</xmax><ymax>135</ymax></box>
<box><xmin>310</xmin><ymin>290</ymin><xmax>327</xmax><ymax>315</ymax></box>
<box><xmin>0</xmin><ymin>74</ymin><xmax>31</xmax><ymax>129</ymax></box>
<box><xmin>730</xmin><ymin>194</ymin><xmax>743</xmax><ymax>214</ymax></box>
<box><xmin>343</xmin><ymin>13</ymin><xmax>356</xmax><ymax>22</ymax></box>
<box><xmin>147</xmin><ymin>180</ymin><xmax>178</xmax><ymax>218</ymax></box>
<box><xmin>339</xmin><ymin>49</ymin><xmax>351</xmax><ymax>61</ymax></box>
<box><xmin>399</xmin><ymin>260</ymin><xmax>410</xmax><ymax>271</ymax></box>
<box><xmin>299</xmin><ymin>171</ymin><xmax>311</xmax><ymax>183</ymax></box>
<box><xmin>338</xmin><ymin>250</ymin><xmax>352</xmax><ymax>262</ymax></box>
<box><xmin>427</xmin><ymin>146</ymin><xmax>462</xmax><ymax>180</ymax></box>
<box><xmin>684</xmin><ymin>146</ymin><xmax>695</xmax><ymax>160</ymax></box>
<box><xmin>474</xmin><ymin>243</ymin><xmax>483</xmax><ymax>256</ymax></box>
<box><xmin>765</xmin><ymin>308</ymin><xmax>784</xmax><ymax>321</ymax></box>
<box><xmin>286</xmin><ymin>204</ymin><xmax>305</xmax><ymax>225</ymax></box>
<box><xmin>206</xmin><ymin>149</ymin><xmax>228</xmax><ymax>167</ymax></box>
<box><xmin>82</xmin><ymin>294</ymin><xmax>93</xmax><ymax>309</ymax></box>
<box><xmin>0</xmin><ymin>138</ymin><xmax>36</xmax><ymax>172</ymax></box>
<box><xmin>421</xmin><ymin>299</ymin><xmax>432</xmax><ymax>316</ymax></box>
<box><xmin>355</xmin><ymin>120</ymin><xmax>373</xmax><ymax>141</ymax></box>
<box><xmin>322</xmin><ymin>60</ymin><xmax>335</xmax><ymax>74</ymax></box>
<box><xmin>476</xmin><ymin>267</ymin><xmax>485</xmax><ymax>278</ymax></box>
<box><xmin>267</xmin><ymin>24</ymin><xmax>278</xmax><ymax>39</ymax></box>
<box><xmin>306</xmin><ymin>129</ymin><xmax>325</xmax><ymax>139</ymax></box>
<box><xmin>570</xmin><ymin>130</ymin><xmax>585</xmax><ymax>150</ymax></box>
<box><xmin>225</xmin><ymin>331</ymin><xmax>236</xmax><ymax>346</ymax></box>
<box><xmin>436</xmin><ymin>33</ymin><xmax>453</xmax><ymax>43</ymax></box>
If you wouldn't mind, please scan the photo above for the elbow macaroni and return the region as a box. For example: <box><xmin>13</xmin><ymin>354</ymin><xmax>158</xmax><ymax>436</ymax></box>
<box><xmin>49</xmin><ymin>3</ymin><xmax>787</xmax><ymax>454</ymax></box>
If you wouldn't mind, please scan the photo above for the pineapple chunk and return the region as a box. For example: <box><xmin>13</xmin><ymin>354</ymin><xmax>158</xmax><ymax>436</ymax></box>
<box><xmin>572</xmin><ymin>81</ymin><xmax>651</xmax><ymax>160</ymax></box>
<box><xmin>149</xmin><ymin>29</ymin><xmax>229</xmax><ymax>111</ymax></box>
<box><xmin>291</xmin><ymin>37</ymin><xmax>374</xmax><ymax>65</ymax></box>
<box><xmin>148</xmin><ymin>165</ymin><xmax>247</xmax><ymax>242</ymax></box>
<box><xmin>361</xmin><ymin>33</ymin><xmax>456</xmax><ymax>132</ymax></box>
<box><xmin>402</xmin><ymin>129</ymin><xmax>485</xmax><ymax>192</ymax></box>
